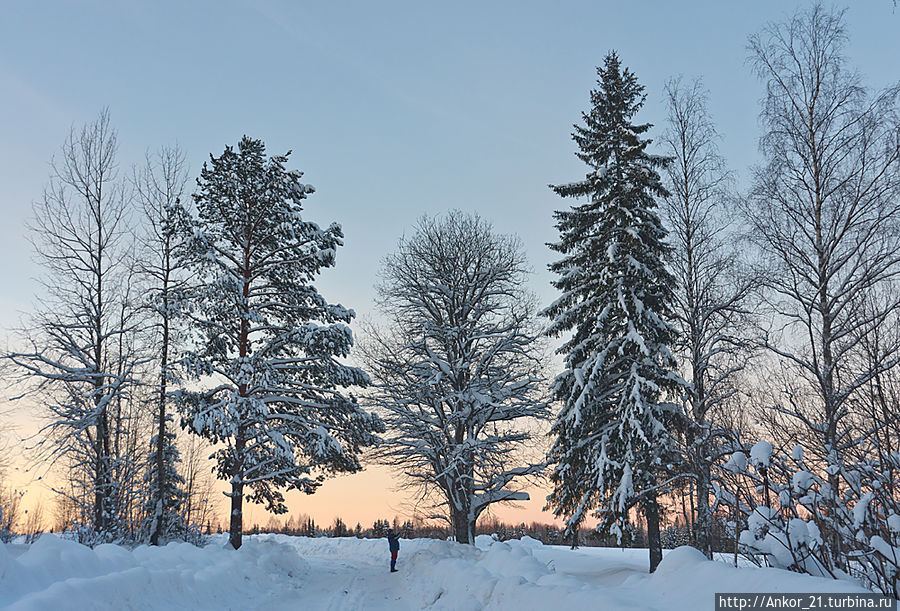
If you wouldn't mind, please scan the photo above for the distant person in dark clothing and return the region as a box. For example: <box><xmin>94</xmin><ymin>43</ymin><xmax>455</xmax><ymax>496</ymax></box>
<box><xmin>387</xmin><ymin>528</ymin><xmax>400</xmax><ymax>572</ymax></box>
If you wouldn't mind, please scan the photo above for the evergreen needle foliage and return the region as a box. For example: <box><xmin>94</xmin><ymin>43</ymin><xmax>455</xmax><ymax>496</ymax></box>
<box><xmin>544</xmin><ymin>52</ymin><xmax>681</xmax><ymax>571</ymax></box>
<box><xmin>177</xmin><ymin>137</ymin><xmax>383</xmax><ymax>550</ymax></box>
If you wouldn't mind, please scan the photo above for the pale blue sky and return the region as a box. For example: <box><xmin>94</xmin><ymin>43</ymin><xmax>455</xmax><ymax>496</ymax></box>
<box><xmin>1</xmin><ymin>0</ymin><xmax>899</xmax><ymax>526</ymax></box>
<box><xmin>2</xmin><ymin>1</ymin><xmax>898</xmax><ymax>330</ymax></box>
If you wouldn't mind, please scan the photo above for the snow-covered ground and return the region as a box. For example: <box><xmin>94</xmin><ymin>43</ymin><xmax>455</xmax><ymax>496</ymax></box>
<box><xmin>0</xmin><ymin>533</ymin><xmax>872</xmax><ymax>610</ymax></box>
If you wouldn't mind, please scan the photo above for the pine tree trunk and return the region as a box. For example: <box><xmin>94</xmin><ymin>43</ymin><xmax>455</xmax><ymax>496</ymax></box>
<box><xmin>228</xmin><ymin>480</ymin><xmax>243</xmax><ymax>550</ymax></box>
<box><xmin>230</xmin><ymin>395</ymin><xmax>247</xmax><ymax>549</ymax></box>
<box><xmin>229</xmin><ymin>434</ymin><xmax>244</xmax><ymax>551</ymax></box>
<box><xmin>228</xmin><ymin>250</ymin><xmax>251</xmax><ymax>552</ymax></box>
<box><xmin>646</xmin><ymin>496</ymin><xmax>663</xmax><ymax>573</ymax></box>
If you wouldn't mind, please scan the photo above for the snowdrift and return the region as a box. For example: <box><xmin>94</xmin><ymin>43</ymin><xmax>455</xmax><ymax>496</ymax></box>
<box><xmin>0</xmin><ymin>535</ymin><xmax>307</xmax><ymax>610</ymax></box>
<box><xmin>0</xmin><ymin>533</ymin><xmax>871</xmax><ymax>610</ymax></box>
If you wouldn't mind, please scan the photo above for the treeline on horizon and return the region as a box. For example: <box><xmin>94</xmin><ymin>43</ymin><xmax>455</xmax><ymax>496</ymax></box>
<box><xmin>236</xmin><ymin>514</ymin><xmax>709</xmax><ymax>552</ymax></box>
<box><xmin>1</xmin><ymin>2</ymin><xmax>899</xmax><ymax>598</ymax></box>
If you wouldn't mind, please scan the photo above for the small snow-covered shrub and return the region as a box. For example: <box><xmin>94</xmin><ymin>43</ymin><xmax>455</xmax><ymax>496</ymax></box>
<box><xmin>661</xmin><ymin>526</ymin><xmax>692</xmax><ymax>550</ymax></box>
<box><xmin>717</xmin><ymin>439</ymin><xmax>900</xmax><ymax>597</ymax></box>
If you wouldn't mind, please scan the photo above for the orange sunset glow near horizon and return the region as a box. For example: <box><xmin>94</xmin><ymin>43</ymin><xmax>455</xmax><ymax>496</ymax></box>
<box><xmin>2</xmin><ymin>404</ymin><xmax>561</xmax><ymax>532</ymax></box>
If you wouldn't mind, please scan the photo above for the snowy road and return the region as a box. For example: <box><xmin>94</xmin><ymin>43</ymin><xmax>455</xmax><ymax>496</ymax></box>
<box><xmin>265</xmin><ymin>543</ymin><xmax>412</xmax><ymax>611</ymax></box>
<box><xmin>0</xmin><ymin>533</ymin><xmax>875</xmax><ymax>610</ymax></box>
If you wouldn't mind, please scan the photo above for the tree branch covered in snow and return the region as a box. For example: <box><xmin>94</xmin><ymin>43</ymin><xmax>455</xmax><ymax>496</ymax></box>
<box><xmin>744</xmin><ymin>4</ymin><xmax>900</xmax><ymax>572</ymax></box>
<box><xmin>717</xmin><ymin>435</ymin><xmax>900</xmax><ymax>597</ymax></box>
<box><xmin>362</xmin><ymin>211</ymin><xmax>550</xmax><ymax>544</ymax></box>
<box><xmin>3</xmin><ymin>110</ymin><xmax>149</xmax><ymax>542</ymax></box>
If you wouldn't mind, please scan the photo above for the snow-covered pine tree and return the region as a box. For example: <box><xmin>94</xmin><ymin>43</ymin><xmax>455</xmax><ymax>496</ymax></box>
<box><xmin>178</xmin><ymin>137</ymin><xmax>383</xmax><ymax>550</ymax></box>
<box><xmin>544</xmin><ymin>52</ymin><xmax>680</xmax><ymax>572</ymax></box>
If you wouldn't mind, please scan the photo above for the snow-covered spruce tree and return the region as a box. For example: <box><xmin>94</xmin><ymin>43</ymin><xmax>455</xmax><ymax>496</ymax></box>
<box><xmin>4</xmin><ymin>110</ymin><xmax>146</xmax><ymax>542</ymax></box>
<box><xmin>134</xmin><ymin>145</ymin><xmax>193</xmax><ymax>545</ymax></box>
<box><xmin>659</xmin><ymin>78</ymin><xmax>754</xmax><ymax>559</ymax></box>
<box><xmin>178</xmin><ymin>136</ymin><xmax>382</xmax><ymax>550</ymax></box>
<box><xmin>544</xmin><ymin>52</ymin><xmax>680</xmax><ymax>572</ymax></box>
<box><xmin>140</xmin><ymin>424</ymin><xmax>187</xmax><ymax>542</ymax></box>
<box><xmin>363</xmin><ymin>211</ymin><xmax>550</xmax><ymax>544</ymax></box>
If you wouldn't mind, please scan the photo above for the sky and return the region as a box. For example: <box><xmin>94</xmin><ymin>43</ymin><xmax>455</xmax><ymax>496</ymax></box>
<box><xmin>1</xmin><ymin>1</ymin><xmax>898</xmax><ymax>529</ymax></box>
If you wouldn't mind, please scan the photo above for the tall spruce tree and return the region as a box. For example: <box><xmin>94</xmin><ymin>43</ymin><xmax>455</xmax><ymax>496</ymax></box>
<box><xmin>544</xmin><ymin>52</ymin><xmax>679</xmax><ymax>572</ymax></box>
<box><xmin>178</xmin><ymin>137</ymin><xmax>383</xmax><ymax>550</ymax></box>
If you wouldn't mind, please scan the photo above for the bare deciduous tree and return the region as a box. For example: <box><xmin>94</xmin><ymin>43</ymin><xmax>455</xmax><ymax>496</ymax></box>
<box><xmin>178</xmin><ymin>431</ymin><xmax>217</xmax><ymax>540</ymax></box>
<box><xmin>4</xmin><ymin>109</ymin><xmax>146</xmax><ymax>541</ymax></box>
<box><xmin>363</xmin><ymin>211</ymin><xmax>550</xmax><ymax>544</ymax></box>
<box><xmin>745</xmin><ymin>4</ymin><xmax>900</xmax><ymax>569</ymax></box>
<box><xmin>134</xmin><ymin>145</ymin><xmax>192</xmax><ymax>545</ymax></box>
<box><xmin>0</xmin><ymin>482</ymin><xmax>22</xmax><ymax>542</ymax></box>
<box><xmin>660</xmin><ymin>77</ymin><xmax>754</xmax><ymax>558</ymax></box>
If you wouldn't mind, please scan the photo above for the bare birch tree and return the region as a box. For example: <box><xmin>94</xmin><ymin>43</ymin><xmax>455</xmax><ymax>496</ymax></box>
<box><xmin>660</xmin><ymin>77</ymin><xmax>754</xmax><ymax>558</ymax></box>
<box><xmin>133</xmin><ymin>145</ymin><xmax>192</xmax><ymax>545</ymax></box>
<box><xmin>745</xmin><ymin>4</ymin><xmax>900</xmax><ymax>569</ymax></box>
<box><xmin>179</xmin><ymin>432</ymin><xmax>216</xmax><ymax>540</ymax></box>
